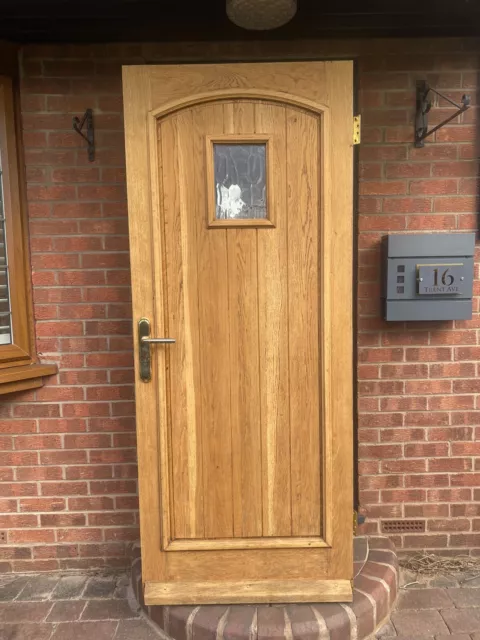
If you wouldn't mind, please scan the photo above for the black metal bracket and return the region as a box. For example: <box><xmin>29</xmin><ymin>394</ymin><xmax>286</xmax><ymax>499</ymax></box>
<box><xmin>72</xmin><ymin>108</ymin><xmax>95</xmax><ymax>161</ymax></box>
<box><xmin>415</xmin><ymin>80</ymin><xmax>470</xmax><ymax>148</ymax></box>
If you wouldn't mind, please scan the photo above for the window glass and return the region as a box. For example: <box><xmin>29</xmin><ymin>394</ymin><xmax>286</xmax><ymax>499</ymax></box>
<box><xmin>214</xmin><ymin>143</ymin><xmax>267</xmax><ymax>220</ymax></box>
<box><xmin>0</xmin><ymin>153</ymin><xmax>12</xmax><ymax>345</ymax></box>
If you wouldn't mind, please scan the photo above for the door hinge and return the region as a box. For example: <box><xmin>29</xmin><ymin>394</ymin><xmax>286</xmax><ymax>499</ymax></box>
<box><xmin>353</xmin><ymin>510</ymin><xmax>358</xmax><ymax>535</ymax></box>
<box><xmin>353</xmin><ymin>115</ymin><xmax>361</xmax><ymax>145</ymax></box>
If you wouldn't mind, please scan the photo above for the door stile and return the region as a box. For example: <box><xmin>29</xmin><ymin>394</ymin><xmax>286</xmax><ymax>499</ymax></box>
<box><xmin>319</xmin><ymin>105</ymin><xmax>334</xmax><ymax>548</ymax></box>
<box><xmin>124</xmin><ymin>68</ymin><xmax>164</xmax><ymax>583</ymax></box>
<box><xmin>323</xmin><ymin>64</ymin><xmax>354</xmax><ymax>567</ymax></box>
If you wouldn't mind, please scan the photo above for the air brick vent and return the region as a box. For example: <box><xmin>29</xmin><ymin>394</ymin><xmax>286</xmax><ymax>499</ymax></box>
<box><xmin>382</xmin><ymin>520</ymin><xmax>425</xmax><ymax>534</ymax></box>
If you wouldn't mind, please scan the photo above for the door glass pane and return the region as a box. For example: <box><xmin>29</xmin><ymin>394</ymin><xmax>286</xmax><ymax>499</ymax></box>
<box><xmin>214</xmin><ymin>143</ymin><xmax>267</xmax><ymax>220</ymax></box>
<box><xmin>0</xmin><ymin>157</ymin><xmax>12</xmax><ymax>345</ymax></box>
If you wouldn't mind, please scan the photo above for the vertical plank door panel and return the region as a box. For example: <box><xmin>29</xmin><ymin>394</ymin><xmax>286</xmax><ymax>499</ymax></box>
<box><xmin>286</xmin><ymin>109</ymin><xmax>322</xmax><ymax>537</ymax></box>
<box><xmin>255</xmin><ymin>102</ymin><xmax>292</xmax><ymax>537</ymax></box>
<box><xmin>223</xmin><ymin>101</ymin><xmax>263</xmax><ymax>539</ymax></box>
<box><xmin>159</xmin><ymin>111</ymin><xmax>205</xmax><ymax>541</ymax></box>
<box><xmin>195</xmin><ymin>103</ymin><xmax>235</xmax><ymax>540</ymax></box>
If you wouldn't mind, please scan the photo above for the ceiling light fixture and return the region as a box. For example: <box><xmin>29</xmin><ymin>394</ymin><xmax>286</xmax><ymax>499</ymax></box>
<box><xmin>226</xmin><ymin>0</ymin><xmax>297</xmax><ymax>30</ymax></box>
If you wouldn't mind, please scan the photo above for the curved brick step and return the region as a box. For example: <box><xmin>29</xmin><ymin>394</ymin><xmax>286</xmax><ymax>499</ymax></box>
<box><xmin>130</xmin><ymin>536</ymin><xmax>398</xmax><ymax>640</ymax></box>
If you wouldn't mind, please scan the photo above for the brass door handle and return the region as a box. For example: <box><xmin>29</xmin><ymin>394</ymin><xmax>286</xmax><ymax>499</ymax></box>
<box><xmin>138</xmin><ymin>318</ymin><xmax>175</xmax><ymax>382</ymax></box>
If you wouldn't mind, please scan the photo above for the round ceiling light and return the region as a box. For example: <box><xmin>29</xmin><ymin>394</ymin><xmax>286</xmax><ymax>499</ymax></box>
<box><xmin>226</xmin><ymin>0</ymin><xmax>297</xmax><ymax>30</ymax></box>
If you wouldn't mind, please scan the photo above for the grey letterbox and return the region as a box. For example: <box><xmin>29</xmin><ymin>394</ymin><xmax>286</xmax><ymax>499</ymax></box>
<box><xmin>383</xmin><ymin>233</ymin><xmax>475</xmax><ymax>321</ymax></box>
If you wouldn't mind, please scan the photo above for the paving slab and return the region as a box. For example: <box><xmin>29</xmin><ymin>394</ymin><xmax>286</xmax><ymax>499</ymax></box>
<box><xmin>16</xmin><ymin>575</ymin><xmax>59</xmax><ymax>601</ymax></box>
<box><xmin>440</xmin><ymin>607</ymin><xmax>480</xmax><ymax>633</ymax></box>
<box><xmin>47</xmin><ymin>600</ymin><xmax>86</xmax><ymax>622</ymax></box>
<box><xmin>392</xmin><ymin>610</ymin><xmax>449</xmax><ymax>636</ymax></box>
<box><xmin>81</xmin><ymin>598</ymin><xmax>138</xmax><ymax>621</ymax></box>
<box><xmin>115</xmin><ymin>618</ymin><xmax>162</xmax><ymax>639</ymax></box>
<box><xmin>0</xmin><ymin>601</ymin><xmax>53</xmax><ymax>623</ymax></box>
<box><xmin>446</xmin><ymin>587</ymin><xmax>480</xmax><ymax>608</ymax></box>
<box><xmin>0</xmin><ymin>577</ymin><xmax>29</xmax><ymax>601</ymax></box>
<box><xmin>398</xmin><ymin>569</ymin><xmax>418</xmax><ymax>588</ymax></box>
<box><xmin>83</xmin><ymin>576</ymin><xmax>116</xmax><ymax>599</ymax></box>
<box><xmin>51</xmin><ymin>620</ymin><xmax>118</xmax><ymax>640</ymax></box>
<box><xmin>113</xmin><ymin>575</ymin><xmax>130</xmax><ymax>599</ymax></box>
<box><xmin>52</xmin><ymin>576</ymin><xmax>88</xmax><ymax>600</ymax></box>
<box><xmin>458</xmin><ymin>575</ymin><xmax>480</xmax><ymax>588</ymax></box>
<box><xmin>396</xmin><ymin>588</ymin><xmax>453</xmax><ymax>610</ymax></box>
<box><xmin>0</xmin><ymin>622</ymin><xmax>54</xmax><ymax>640</ymax></box>
<box><xmin>429</xmin><ymin>576</ymin><xmax>460</xmax><ymax>588</ymax></box>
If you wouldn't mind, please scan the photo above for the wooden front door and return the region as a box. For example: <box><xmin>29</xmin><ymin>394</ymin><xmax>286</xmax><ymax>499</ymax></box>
<box><xmin>123</xmin><ymin>61</ymin><xmax>354</xmax><ymax>605</ymax></box>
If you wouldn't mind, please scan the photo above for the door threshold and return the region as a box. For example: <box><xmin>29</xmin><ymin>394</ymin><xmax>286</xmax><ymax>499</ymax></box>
<box><xmin>144</xmin><ymin>579</ymin><xmax>353</xmax><ymax>605</ymax></box>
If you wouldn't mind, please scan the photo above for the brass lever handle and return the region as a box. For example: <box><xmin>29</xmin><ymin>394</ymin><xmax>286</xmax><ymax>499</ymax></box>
<box><xmin>138</xmin><ymin>318</ymin><xmax>175</xmax><ymax>382</ymax></box>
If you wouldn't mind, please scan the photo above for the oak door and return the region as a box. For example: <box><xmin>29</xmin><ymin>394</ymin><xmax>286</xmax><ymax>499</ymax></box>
<box><xmin>123</xmin><ymin>61</ymin><xmax>353</xmax><ymax>605</ymax></box>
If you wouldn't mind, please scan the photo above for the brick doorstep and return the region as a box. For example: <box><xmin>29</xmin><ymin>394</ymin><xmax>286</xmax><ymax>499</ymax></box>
<box><xmin>132</xmin><ymin>536</ymin><xmax>399</xmax><ymax>640</ymax></box>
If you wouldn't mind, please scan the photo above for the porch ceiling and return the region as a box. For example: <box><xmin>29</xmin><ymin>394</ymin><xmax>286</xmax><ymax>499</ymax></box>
<box><xmin>0</xmin><ymin>0</ymin><xmax>479</xmax><ymax>43</ymax></box>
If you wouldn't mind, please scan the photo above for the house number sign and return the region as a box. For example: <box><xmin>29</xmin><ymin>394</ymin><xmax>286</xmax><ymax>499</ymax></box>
<box><xmin>417</xmin><ymin>263</ymin><xmax>465</xmax><ymax>295</ymax></box>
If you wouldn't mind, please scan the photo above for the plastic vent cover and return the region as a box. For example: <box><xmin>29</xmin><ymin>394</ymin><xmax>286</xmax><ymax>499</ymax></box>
<box><xmin>382</xmin><ymin>520</ymin><xmax>425</xmax><ymax>534</ymax></box>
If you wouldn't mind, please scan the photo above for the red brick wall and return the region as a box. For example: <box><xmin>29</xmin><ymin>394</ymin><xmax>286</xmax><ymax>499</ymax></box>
<box><xmin>0</xmin><ymin>39</ymin><xmax>478</xmax><ymax>571</ymax></box>
<box><xmin>355</xmin><ymin>42</ymin><xmax>480</xmax><ymax>553</ymax></box>
<box><xmin>1</xmin><ymin>45</ymin><xmax>140</xmax><ymax>572</ymax></box>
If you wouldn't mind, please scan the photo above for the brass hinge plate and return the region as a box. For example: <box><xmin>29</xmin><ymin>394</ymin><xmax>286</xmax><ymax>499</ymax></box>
<box><xmin>353</xmin><ymin>115</ymin><xmax>361</xmax><ymax>145</ymax></box>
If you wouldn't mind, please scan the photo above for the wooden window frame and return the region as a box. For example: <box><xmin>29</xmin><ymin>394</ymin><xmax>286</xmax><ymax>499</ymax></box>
<box><xmin>205</xmin><ymin>134</ymin><xmax>275</xmax><ymax>228</ymax></box>
<box><xmin>0</xmin><ymin>75</ymin><xmax>56</xmax><ymax>394</ymax></box>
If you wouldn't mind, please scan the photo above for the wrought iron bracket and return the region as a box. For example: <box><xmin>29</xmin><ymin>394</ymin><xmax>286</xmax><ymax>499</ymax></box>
<box><xmin>72</xmin><ymin>108</ymin><xmax>95</xmax><ymax>161</ymax></box>
<box><xmin>415</xmin><ymin>80</ymin><xmax>470</xmax><ymax>148</ymax></box>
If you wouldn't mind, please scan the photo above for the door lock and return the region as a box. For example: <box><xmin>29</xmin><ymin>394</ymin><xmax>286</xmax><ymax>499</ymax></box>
<box><xmin>138</xmin><ymin>318</ymin><xmax>175</xmax><ymax>382</ymax></box>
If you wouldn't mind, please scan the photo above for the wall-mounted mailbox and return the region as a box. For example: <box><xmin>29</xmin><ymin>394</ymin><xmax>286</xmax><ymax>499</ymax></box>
<box><xmin>383</xmin><ymin>233</ymin><xmax>475</xmax><ymax>321</ymax></box>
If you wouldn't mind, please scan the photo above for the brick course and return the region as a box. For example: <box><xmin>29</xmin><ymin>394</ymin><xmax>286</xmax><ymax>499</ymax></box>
<box><xmin>0</xmin><ymin>37</ymin><xmax>479</xmax><ymax>569</ymax></box>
